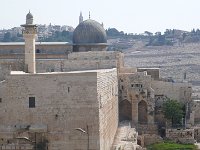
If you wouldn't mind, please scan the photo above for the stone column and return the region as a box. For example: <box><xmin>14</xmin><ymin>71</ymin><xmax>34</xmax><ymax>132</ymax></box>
<box><xmin>23</xmin><ymin>33</ymin><xmax>36</xmax><ymax>73</ymax></box>
<box><xmin>131</xmin><ymin>94</ymin><xmax>138</xmax><ymax>127</ymax></box>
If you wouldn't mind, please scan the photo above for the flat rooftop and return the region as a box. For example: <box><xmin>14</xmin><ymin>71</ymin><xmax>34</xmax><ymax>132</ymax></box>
<box><xmin>137</xmin><ymin>67</ymin><xmax>160</xmax><ymax>70</ymax></box>
<box><xmin>10</xmin><ymin>68</ymin><xmax>116</xmax><ymax>75</ymax></box>
<box><xmin>0</xmin><ymin>42</ymin><xmax>70</xmax><ymax>46</ymax></box>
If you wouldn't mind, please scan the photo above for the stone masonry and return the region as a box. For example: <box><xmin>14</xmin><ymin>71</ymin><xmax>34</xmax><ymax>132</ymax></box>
<box><xmin>0</xmin><ymin>68</ymin><xmax>118</xmax><ymax>150</ymax></box>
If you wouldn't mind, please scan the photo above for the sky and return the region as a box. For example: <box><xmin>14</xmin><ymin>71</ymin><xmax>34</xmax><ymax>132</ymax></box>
<box><xmin>1</xmin><ymin>0</ymin><xmax>200</xmax><ymax>33</ymax></box>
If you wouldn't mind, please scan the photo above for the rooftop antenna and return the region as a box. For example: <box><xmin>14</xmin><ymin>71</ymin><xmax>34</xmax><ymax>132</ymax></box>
<box><xmin>89</xmin><ymin>11</ymin><xmax>90</xmax><ymax>19</ymax></box>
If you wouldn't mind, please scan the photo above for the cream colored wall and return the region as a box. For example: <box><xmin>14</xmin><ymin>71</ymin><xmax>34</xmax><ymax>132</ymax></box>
<box><xmin>119</xmin><ymin>72</ymin><xmax>152</xmax><ymax>103</ymax></box>
<box><xmin>0</xmin><ymin>71</ymin><xmax>99</xmax><ymax>150</ymax></box>
<box><xmin>97</xmin><ymin>69</ymin><xmax>118</xmax><ymax>150</ymax></box>
<box><xmin>0</xmin><ymin>68</ymin><xmax>118</xmax><ymax>150</ymax></box>
<box><xmin>36</xmin><ymin>51</ymin><xmax>123</xmax><ymax>73</ymax></box>
<box><xmin>119</xmin><ymin>67</ymin><xmax>137</xmax><ymax>74</ymax></box>
<box><xmin>118</xmin><ymin>72</ymin><xmax>155</xmax><ymax>125</ymax></box>
<box><xmin>152</xmin><ymin>80</ymin><xmax>192</xmax><ymax>103</ymax></box>
<box><xmin>137</xmin><ymin>68</ymin><xmax>160</xmax><ymax>80</ymax></box>
<box><xmin>0</xmin><ymin>44</ymin><xmax>72</xmax><ymax>55</ymax></box>
<box><xmin>0</xmin><ymin>51</ymin><xmax>124</xmax><ymax>80</ymax></box>
<box><xmin>192</xmin><ymin>100</ymin><xmax>200</xmax><ymax>125</ymax></box>
<box><xmin>0</xmin><ymin>59</ymin><xmax>24</xmax><ymax>81</ymax></box>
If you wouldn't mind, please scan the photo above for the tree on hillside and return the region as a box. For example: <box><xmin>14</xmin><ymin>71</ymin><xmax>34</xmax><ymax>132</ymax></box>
<box><xmin>106</xmin><ymin>28</ymin><xmax>123</xmax><ymax>37</ymax></box>
<box><xmin>162</xmin><ymin>99</ymin><xmax>184</xmax><ymax>127</ymax></box>
<box><xmin>144</xmin><ymin>31</ymin><xmax>153</xmax><ymax>36</ymax></box>
<box><xmin>40</xmin><ymin>30</ymin><xmax>72</xmax><ymax>42</ymax></box>
<box><xmin>2</xmin><ymin>32</ymin><xmax>12</xmax><ymax>42</ymax></box>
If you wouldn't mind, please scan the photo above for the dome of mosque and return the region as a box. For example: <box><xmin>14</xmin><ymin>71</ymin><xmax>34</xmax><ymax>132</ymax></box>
<box><xmin>73</xmin><ymin>19</ymin><xmax>107</xmax><ymax>44</ymax></box>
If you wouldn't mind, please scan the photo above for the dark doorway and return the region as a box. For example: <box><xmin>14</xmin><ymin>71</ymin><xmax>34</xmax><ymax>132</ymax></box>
<box><xmin>119</xmin><ymin>100</ymin><xmax>132</xmax><ymax>121</ymax></box>
<box><xmin>138</xmin><ymin>100</ymin><xmax>148</xmax><ymax>124</ymax></box>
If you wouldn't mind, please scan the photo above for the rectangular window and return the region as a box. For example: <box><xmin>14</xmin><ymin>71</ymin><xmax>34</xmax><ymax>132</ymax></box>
<box><xmin>29</xmin><ymin>97</ymin><xmax>35</xmax><ymax>108</ymax></box>
<box><xmin>0</xmin><ymin>98</ymin><xmax>2</xmax><ymax>103</ymax></box>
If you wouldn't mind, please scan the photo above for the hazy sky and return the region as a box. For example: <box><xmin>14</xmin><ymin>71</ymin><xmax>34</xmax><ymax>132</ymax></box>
<box><xmin>1</xmin><ymin>0</ymin><xmax>200</xmax><ymax>33</ymax></box>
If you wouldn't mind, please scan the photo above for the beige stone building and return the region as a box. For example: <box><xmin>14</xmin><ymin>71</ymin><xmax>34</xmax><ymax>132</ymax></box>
<box><xmin>0</xmin><ymin>12</ymin><xmax>195</xmax><ymax>149</ymax></box>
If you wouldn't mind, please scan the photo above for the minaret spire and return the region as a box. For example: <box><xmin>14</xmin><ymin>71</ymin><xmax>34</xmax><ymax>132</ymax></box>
<box><xmin>79</xmin><ymin>11</ymin><xmax>83</xmax><ymax>24</ymax></box>
<box><xmin>101</xmin><ymin>22</ymin><xmax>104</xmax><ymax>27</ymax></box>
<box><xmin>89</xmin><ymin>11</ymin><xmax>90</xmax><ymax>19</ymax></box>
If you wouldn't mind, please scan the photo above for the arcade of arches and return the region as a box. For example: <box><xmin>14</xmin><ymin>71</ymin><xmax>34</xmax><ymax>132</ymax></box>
<box><xmin>119</xmin><ymin>99</ymin><xmax>148</xmax><ymax>125</ymax></box>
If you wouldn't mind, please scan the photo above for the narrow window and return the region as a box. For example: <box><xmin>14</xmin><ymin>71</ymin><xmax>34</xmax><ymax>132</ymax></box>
<box><xmin>0</xmin><ymin>98</ymin><xmax>2</xmax><ymax>103</ymax></box>
<box><xmin>29</xmin><ymin>97</ymin><xmax>35</xmax><ymax>108</ymax></box>
<box><xmin>68</xmin><ymin>87</ymin><xmax>70</xmax><ymax>93</ymax></box>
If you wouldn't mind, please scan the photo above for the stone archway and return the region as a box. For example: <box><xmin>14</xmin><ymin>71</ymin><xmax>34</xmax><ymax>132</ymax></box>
<box><xmin>138</xmin><ymin>100</ymin><xmax>148</xmax><ymax>124</ymax></box>
<box><xmin>119</xmin><ymin>100</ymin><xmax>132</xmax><ymax>122</ymax></box>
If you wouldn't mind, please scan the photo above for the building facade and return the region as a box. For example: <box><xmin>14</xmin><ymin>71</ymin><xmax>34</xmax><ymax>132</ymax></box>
<box><xmin>0</xmin><ymin>12</ymin><xmax>195</xmax><ymax>150</ymax></box>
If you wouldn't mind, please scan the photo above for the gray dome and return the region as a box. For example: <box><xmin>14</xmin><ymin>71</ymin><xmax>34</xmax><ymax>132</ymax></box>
<box><xmin>73</xmin><ymin>19</ymin><xmax>107</xmax><ymax>44</ymax></box>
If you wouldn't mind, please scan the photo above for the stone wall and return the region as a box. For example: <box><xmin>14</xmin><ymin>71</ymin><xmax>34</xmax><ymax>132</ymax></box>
<box><xmin>73</xmin><ymin>44</ymin><xmax>107</xmax><ymax>52</ymax></box>
<box><xmin>194</xmin><ymin>127</ymin><xmax>200</xmax><ymax>142</ymax></box>
<box><xmin>166</xmin><ymin>129</ymin><xmax>196</xmax><ymax>144</ymax></box>
<box><xmin>0</xmin><ymin>59</ymin><xmax>24</xmax><ymax>81</ymax></box>
<box><xmin>0</xmin><ymin>68</ymin><xmax>118</xmax><ymax>150</ymax></box>
<box><xmin>119</xmin><ymin>67</ymin><xmax>137</xmax><ymax>74</ymax></box>
<box><xmin>193</xmin><ymin>100</ymin><xmax>200</xmax><ymax>125</ymax></box>
<box><xmin>118</xmin><ymin>72</ymin><xmax>155</xmax><ymax>126</ymax></box>
<box><xmin>137</xmin><ymin>68</ymin><xmax>160</xmax><ymax>80</ymax></box>
<box><xmin>0</xmin><ymin>42</ymin><xmax>72</xmax><ymax>55</ymax></box>
<box><xmin>137</xmin><ymin>124</ymin><xmax>158</xmax><ymax>135</ymax></box>
<box><xmin>0</xmin><ymin>51</ymin><xmax>124</xmax><ymax>81</ymax></box>
<box><xmin>97</xmin><ymin>69</ymin><xmax>118</xmax><ymax>150</ymax></box>
<box><xmin>143</xmin><ymin>134</ymin><xmax>163</xmax><ymax>146</ymax></box>
<box><xmin>152</xmin><ymin>80</ymin><xmax>192</xmax><ymax>104</ymax></box>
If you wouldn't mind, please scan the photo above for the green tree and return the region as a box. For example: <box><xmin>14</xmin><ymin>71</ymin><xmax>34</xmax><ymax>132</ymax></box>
<box><xmin>163</xmin><ymin>99</ymin><xmax>184</xmax><ymax>127</ymax></box>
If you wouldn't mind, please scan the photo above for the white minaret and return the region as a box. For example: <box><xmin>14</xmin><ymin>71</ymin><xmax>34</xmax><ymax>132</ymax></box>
<box><xmin>79</xmin><ymin>12</ymin><xmax>83</xmax><ymax>24</ymax></box>
<box><xmin>21</xmin><ymin>11</ymin><xmax>37</xmax><ymax>73</ymax></box>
